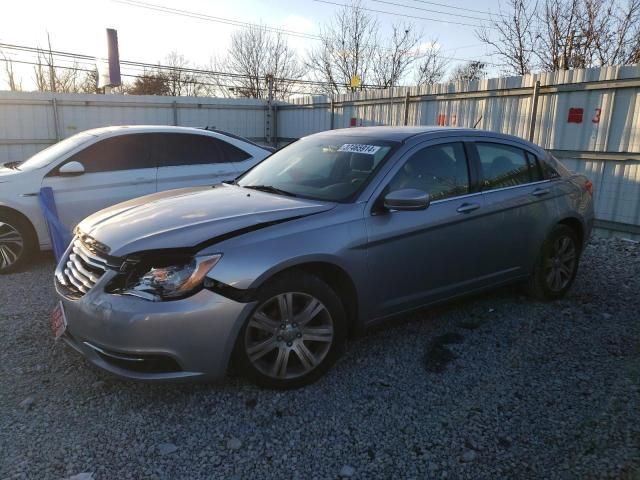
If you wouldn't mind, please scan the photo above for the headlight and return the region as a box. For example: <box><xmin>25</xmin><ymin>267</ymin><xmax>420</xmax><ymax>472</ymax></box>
<box><xmin>122</xmin><ymin>254</ymin><xmax>221</xmax><ymax>301</ymax></box>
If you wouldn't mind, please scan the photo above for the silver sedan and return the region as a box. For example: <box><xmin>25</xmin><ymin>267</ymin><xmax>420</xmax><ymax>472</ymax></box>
<box><xmin>53</xmin><ymin>127</ymin><xmax>594</xmax><ymax>388</ymax></box>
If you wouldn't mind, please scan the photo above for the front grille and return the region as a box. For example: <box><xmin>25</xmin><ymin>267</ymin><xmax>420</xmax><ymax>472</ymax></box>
<box><xmin>55</xmin><ymin>237</ymin><xmax>109</xmax><ymax>298</ymax></box>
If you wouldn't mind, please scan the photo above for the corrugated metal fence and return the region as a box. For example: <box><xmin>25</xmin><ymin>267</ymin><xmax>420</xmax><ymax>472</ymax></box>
<box><xmin>1</xmin><ymin>65</ymin><xmax>639</xmax><ymax>234</ymax></box>
<box><xmin>0</xmin><ymin>92</ymin><xmax>266</xmax><ymax>162</ymax></box>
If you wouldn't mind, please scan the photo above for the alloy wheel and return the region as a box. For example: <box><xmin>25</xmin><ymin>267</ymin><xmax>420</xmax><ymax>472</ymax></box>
<box><xmin>0</xmin><ymin>222</ymin><xmax>24</xmax><ymax>271</ymax></box>
<box><xmin>244</xmin><ymin>292</ymin><xmax>334</xmax><ymax>380</ymax></box>
<box><xmin>544</xmin><ymin>235</ymin><xmax>577</xmax><ymax>292</ymax></box>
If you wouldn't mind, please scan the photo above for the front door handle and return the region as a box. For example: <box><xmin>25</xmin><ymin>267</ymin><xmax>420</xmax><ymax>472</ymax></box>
<box><xmin>532</xmin><ymin>187</ymin><xmax>550</xmax><ymax>197</ymax></box>
<box><xmin>456</xmin><ymin>202</ymin><xmax>481</xmax><ymax>214</ymax></box>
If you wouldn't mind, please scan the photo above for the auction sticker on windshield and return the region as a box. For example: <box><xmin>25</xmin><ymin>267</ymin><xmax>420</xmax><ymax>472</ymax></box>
<box><xmin>51</xmin><ymin>301</ymin><xmax>67</xmax><ymax>339</ymax></box>
<box><xmin>338</xmin><ymin>144</ymin><xmax>381</xmax><ymax>155</ymax></box>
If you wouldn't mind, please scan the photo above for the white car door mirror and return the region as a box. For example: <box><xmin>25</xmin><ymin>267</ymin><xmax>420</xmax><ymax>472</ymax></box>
<box><xmin>58</xmin><ymin>161</ymin><xmax>85</xmax><ymax>176</ymax></box>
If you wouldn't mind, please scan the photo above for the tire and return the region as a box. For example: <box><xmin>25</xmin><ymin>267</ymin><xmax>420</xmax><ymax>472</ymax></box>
<box><xmin>235</xmin><ymin>270</ymin><xmax>347</xmax><ymax>389</ymax></box>
<box><xmin>527</xmin><ymin>224</ymin><xmax>580</xmax><ymax>301</ymax></box>
<box><xmin>0</xmin><ymin>212</ymin><xmax>36</xmax><ymax>274</ymax></box>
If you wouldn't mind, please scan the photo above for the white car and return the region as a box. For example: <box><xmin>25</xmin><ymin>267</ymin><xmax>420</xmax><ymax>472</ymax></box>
<box><xmin>0</xmin><ymin>125</ymin><xmax>272</xmax><ymax>273</ymax></box>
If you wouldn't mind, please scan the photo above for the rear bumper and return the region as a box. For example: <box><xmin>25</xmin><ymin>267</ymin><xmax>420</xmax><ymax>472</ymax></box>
<box><xmin>56</xmin><ymin>274</ymin><xmax>256</xmax><ymax>382</ymax></box>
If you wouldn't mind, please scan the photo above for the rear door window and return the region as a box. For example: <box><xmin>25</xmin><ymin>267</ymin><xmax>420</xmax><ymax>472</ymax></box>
<box><xmin>153</xmin><ymin>133</ymin><xmax>250</xmax><ymax>167</ymax></box>
<box><xmin>476</xmin><ymin>142</ymin><xmax>539</xmax><ymax>189</ymax></box>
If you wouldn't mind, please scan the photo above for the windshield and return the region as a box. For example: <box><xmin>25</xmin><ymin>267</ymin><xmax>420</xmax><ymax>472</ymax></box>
<box><xmin>18</xmin><ymin>132</ymin><xmax>97</xmax><ymax>171</ymax></box>
<box><xmin>236</xmin><ymin>135</ymin><xmax>397</xmax><ymax>201</ymax></box>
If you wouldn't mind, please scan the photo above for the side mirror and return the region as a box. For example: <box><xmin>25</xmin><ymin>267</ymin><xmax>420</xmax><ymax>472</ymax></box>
<box><xmin>384</xmin><ymin>189</ymin><xmax>430</xmax><ymax>211</ymax></box>
<box><xmin>58</xmin><ymin>161</ymin><xmax>85</xmax><ymax>176</ymax></box>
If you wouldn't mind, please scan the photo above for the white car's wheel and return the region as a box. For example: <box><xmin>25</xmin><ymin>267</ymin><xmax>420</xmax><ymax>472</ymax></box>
<box><xmin>0</xmin><ymin>213</ymin><xmax>35</xmax><ymax>274</ymax></box>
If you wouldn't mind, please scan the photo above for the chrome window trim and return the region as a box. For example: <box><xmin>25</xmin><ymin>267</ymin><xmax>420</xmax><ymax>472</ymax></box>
<box><xmin>431</xmin><ymin>179</ymin><xmax>553</xmax><ymax>205</ymax></box>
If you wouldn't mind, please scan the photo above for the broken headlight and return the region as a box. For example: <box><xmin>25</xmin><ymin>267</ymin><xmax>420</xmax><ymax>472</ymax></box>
<box><xmin>120</xmin><ymin>254</ymin><xmax>222</xmax><ymax>301</ymax></box>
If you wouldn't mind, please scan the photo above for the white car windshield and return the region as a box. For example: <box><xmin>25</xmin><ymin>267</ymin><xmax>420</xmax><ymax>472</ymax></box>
<box><xmin>17</xmin><ymin>132</ymin><xmax>97</xmax><ymax>171</ymax></box>
<box><xmin>236</xmin><ymin>136</ymin><xmax>397</xmax><ymax>202</ymax></box>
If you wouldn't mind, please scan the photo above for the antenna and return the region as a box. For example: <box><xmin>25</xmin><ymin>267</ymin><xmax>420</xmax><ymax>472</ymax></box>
<box><xmin>473</xmin><ymin>115</ymin><xmax>483</xmax><ymax>128</ymax></box>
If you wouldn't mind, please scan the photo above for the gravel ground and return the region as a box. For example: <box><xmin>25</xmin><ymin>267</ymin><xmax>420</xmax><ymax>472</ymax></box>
<box><xmin>1</xmin><ymin>237</ymin><xmax>639</xmax><ymax>480</ymax></box>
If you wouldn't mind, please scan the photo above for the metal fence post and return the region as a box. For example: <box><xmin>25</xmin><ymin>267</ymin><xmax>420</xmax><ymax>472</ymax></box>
<box><xmin>528</xmin><ymin>80</ymin><xmax>540</xmax><ymax>142</ymax></box>
<box><xmin>272</xmin><ymin>103</ymin><xmax>278</xmax><ymax>148</ymax></box>
<box><xmin>265</xmin><ymin>74</ymin><xmax>274</xmax><ymax>145</ymax></box>
<box><xmin>330</xmin><ymin>97</ymin><xmax>335</xmax><ymax>130</ymax></box>
<box><xmin>403</xmin><ymin>90</ymin><xmax>410</xmax><ymax>126</ymax></box>
<box><xmin>52</xmin><ymin>97</ymin><xmax>61</xmax><ymax>141</ymax></box>
<box><xmin>172</xmin><ymin>101</ymin><xmax>178</xmax><ymax>126</ymax></box>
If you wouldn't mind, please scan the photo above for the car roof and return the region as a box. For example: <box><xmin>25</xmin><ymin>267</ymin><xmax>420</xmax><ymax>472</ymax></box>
<box><xmin>310</xmin><ymin>126</ymin><xmax>534</xmax><ymax>146</ymax></box>
<box><xmin>74</xmin><ymin>125</ymin><xmax>272</xmax><ymax>153</ymax></box>
<box><xmin>80</xmin><ymin>125</ymin><xmax>219</xmax><ymax>136</ymax></box>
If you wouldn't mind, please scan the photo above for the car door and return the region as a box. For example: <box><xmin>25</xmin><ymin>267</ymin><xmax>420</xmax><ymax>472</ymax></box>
<box><xmin>365</xmin><ymin>140</ymin><xmax>487</xmax><ymax>318</ymax></box>
<box><xmin>41</xmin><ymin>133</ymin><xmax>157</xmax><ymax>231</ymax></box>
<box><xmin>154</xmin><ymin>133</ymin><xmax>247</xmax><ymax>191</ymax></box>
<box><xmin>469</xmin><ymin>140</ymin><xmax>557</xmax><ymax>280</ymax></box>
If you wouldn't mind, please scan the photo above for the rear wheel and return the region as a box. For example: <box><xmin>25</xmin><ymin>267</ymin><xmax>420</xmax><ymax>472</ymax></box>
<box><xmin>235</xmin><ymin>271</ymin><xmax>346</xmax><ymax>389</ymax></box>
<box><xmin>0</xmin><ymin>213</ymin><xmax>35</xmax><ymax>274</ymax></box>
<box><xmin>527</xmin><ymin>224</ymin><xmax>580</xmax><ymax>300</ymax></box>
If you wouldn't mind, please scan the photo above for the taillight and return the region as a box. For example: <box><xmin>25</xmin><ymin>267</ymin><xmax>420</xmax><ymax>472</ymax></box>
<box><xmin>585</xmin><ymin>180</ymin><xmax>593</xmax><ymax>196</ymax></box>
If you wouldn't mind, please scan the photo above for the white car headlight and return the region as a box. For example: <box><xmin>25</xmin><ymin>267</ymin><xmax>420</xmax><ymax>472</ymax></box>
<box><xmin>124</xmin><ymin>254</ymin><xmax>222</xmax><ymax>301</ymax></box>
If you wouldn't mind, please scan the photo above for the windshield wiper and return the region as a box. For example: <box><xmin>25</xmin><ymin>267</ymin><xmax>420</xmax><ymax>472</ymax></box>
<box><xmin>243</xmin><ymin>185</ymin><xmax>297</xmax><ymax>197</ymax></box>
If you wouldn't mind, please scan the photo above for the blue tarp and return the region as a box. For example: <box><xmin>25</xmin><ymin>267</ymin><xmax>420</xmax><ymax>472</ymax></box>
<box><xmin>38</xmin><ymin>187</ymin><xmax>72</xmax><ymax>262</ymax></box>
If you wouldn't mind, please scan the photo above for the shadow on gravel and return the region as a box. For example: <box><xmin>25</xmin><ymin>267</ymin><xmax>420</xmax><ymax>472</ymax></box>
<box><xmin>23</xmin><ymin>251</ymin><xmax>56</xmax><ymax>271</ymax></box>
<box><xmin>424</xmin><ymin>332</ymin><xmax>464</xmax><ymax>373</ymax></box>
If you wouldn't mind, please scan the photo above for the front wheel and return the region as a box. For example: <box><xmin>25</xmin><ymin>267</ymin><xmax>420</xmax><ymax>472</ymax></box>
<box><xmin>235</xmin><ymin>271</ymin><xmax>347</xmax><ymax>389</ymax></box>
<box><xmin>0</xmin><ymin>213</ymin><xmax>35</xmax><ymax>274</ymax></box>
<box><xmin>527</xmin><ymin>224</ymin><xmax>580</xmax><ymax>300</ymax></box>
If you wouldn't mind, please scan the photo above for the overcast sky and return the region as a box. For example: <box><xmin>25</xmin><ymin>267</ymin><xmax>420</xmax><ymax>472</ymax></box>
<box><xmin>0</xmin><ymin>0</ymin><xmax>504</xmax><ymax>90</ymax></box>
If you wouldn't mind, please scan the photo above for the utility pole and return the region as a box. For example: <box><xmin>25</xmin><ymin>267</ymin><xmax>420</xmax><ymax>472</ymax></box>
<box><xmin>47</xmin><ymin>33</ymin><xmax>56</xmax><ymax>93</ymax></box>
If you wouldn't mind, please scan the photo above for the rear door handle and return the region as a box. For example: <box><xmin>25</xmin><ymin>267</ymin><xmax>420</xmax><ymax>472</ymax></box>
<box><xmin>532</xmin><ymin>187</ymin><xmax>550</xmax><ymax>197</ymax></box>
<box><xmin>456</xmin><ymin>202</ymin><xmax>481</xmax><ymax>214</ymax></box>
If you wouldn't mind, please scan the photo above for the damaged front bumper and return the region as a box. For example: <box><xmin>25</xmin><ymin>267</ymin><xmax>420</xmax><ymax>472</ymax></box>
<box><xmin>55</xmin><ymin>269</ymin><xmax>256</xmax><ymax>382</ymax></box>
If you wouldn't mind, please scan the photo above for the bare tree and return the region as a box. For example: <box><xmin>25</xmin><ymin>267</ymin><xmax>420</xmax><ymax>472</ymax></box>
<box><xmin>479</xmin><ymin>0</ymin><xmax>640</xmax><ymax>72</ymax></box>
<box><xmin>537</xmin><ymin>0</ymin><xmax>583</xmax><ymax>69</ymax></box>
<box><xmin>78</xmin><ymin>68</ymin><xmax>100</xmax><ymax>94</ymax></box>
<box><xmin>415</xmin><ymin>41</ymin><xmax>447</xmax><ymax>85</ymax></box>
<box><xmin>477</xmin><ymin>0</ymin><xmax>538</xmax><ymax>75</ymax></box>
<box><xmin>215</xmin><ymin>25</ymin><xmax>304</xmax><ymax>100</ymax></box>
<box><xmin>0</xmin><ymin>51</ymin><xmax>22</xmax><ymax>91</ymax></box>
<box><xmin>159</xmin><ymin>52</ymin><xmax>204</xmax><ymax>97</ymax></box>
<box><xmin>307</xmin><ymin>0</ymin><xmax>379</xmax><ymax>94</ymax></box>
<box><xmin>372</xmin><ymin>23</ymin><xmax>422</xmax><ymax>88</ymax></box>
<box><xmin>126</xmin><ymin>70</ymin><xmax>171</xmax><ymax>95</ymax></box>
<box><xmin>32</xmin><ymin>35</ymin><xmax>87</xmax><ymax>93</ymax></box>
<box><xmin>579</xmin><ymin>0</ymin><xmax>640</xmax><ymax>65</ymax></box>
<box><xmin>449</xmin><ymin>61</ymin><xmax>487</xmax><ymax>82</ymax></box>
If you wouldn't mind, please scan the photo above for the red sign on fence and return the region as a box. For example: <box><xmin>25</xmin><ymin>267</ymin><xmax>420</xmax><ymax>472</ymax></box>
<box><xmin>568</xmin><ymin>108</ymin><xmax>584</xmax><ymax>123</ymax></box>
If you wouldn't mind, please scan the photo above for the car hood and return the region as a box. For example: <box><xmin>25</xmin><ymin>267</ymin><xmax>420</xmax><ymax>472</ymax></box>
<box><xmin>0</xmin><ymin>166</ymin><xmax>23</xmax><ymax>181</ymax></box>
<box><xmin>78</xmin><ymin>184</ymin><xmax>336</xmax><ymax>256</ymax></box>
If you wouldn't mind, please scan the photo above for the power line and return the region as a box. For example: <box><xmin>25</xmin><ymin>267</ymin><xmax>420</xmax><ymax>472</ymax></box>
<box><xmin>0</xmin><ymin>57</ymin><xmax>322</xmax><ymax>95</ymax></box>
<box><xmin>0</xmin><ymin>43</ymin><xmax>390</xmax><ymax>89</ymax></box>
<box><xmin>0</xmin><ymin>40</ymin><xmax>501</xmax><ymax>88</ymax></box>
<box><xmin>313</xmin><ymin>0</ymin><xmax>497</xmax><ymax>29</ymax></box>
<box><xmin>110</xmin><ymin>0</ymin><xmax>322</xmax><ymax>41</ymax></box>
<box><xmin>408</xmin><ymin>0</ymin><xmax>506</xmax><ymax>19</ymax></box>
<box><xmin>107</xmin><ymin>0</ymin><xmax>498</xmax><ymax>64</ymax></box>
<box><xmin>370</xmin><ymin>0</ymin><xmax>496</xmax><ymax>23</ymax></box>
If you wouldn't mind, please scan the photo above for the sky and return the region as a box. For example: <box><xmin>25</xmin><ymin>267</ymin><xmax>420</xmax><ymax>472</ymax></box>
<box><xmin>0</xmin><ymin>0</ymin><xmax>505</xmax><ymax>91</ymax></box>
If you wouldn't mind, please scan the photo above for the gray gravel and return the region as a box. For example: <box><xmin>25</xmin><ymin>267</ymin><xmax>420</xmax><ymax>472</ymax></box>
<box><xmin>1</xmin><ymin>238</ymin><xmax>639</xmax><ymax>479</ymax></box>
